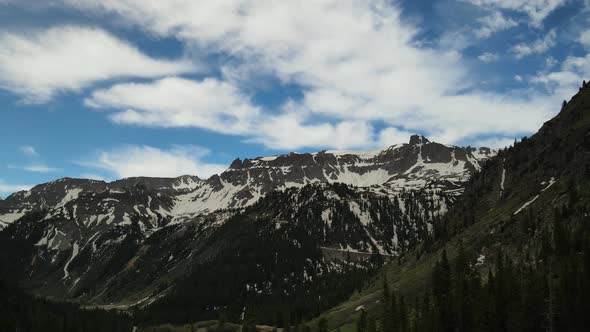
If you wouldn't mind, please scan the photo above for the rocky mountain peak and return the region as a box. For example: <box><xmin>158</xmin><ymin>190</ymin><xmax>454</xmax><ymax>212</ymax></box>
<box><xmin>1</xmin><ymin>135</ymin><xmax>495</xmax><ymax>227</ymax></box>
<box><xmin>409</xmin><ymin>134</ymin><xmax>430</xmax><ymax>145</ymax></box>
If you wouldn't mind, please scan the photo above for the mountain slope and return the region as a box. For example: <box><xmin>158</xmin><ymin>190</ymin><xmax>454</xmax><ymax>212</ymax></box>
<box><xmin>314</xmin><ymin>82</ymin><xmax>590</xmax><ymax>331</ymax></box>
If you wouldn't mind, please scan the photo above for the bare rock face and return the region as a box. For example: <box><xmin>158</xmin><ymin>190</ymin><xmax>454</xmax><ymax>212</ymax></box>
<box><xmin>183</xmin><ymin>135</ymin><xmax>495</xmax><ymax>218</ymax></box>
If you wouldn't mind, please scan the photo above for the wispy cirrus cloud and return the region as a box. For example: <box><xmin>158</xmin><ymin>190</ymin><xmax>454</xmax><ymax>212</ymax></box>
<box><xmin>8</xmin><ymin>164</ymin><xmax>61</xmax><ymax>173</ymax></box>
<box><xmin>466</xmin><ymin>0</ymin><xmax>567</xmax><ymax>27</ymax></box>
<box><xmin>512</xmin><ymin>29</ymin><xmax>557</xmax><ymax>59</ymax></box>
<box><xmin>474</xmin><ymin>11</ymin><xmax>518</xmax><ymax>38</ymax></box>
<box><xmin>21</xmin><ymin>165</ymin><xmax>61</xmax><ymax>173</ymax></box>
<box><xmin>19</xmin><ymin>145</ymin><xmax>38</xmax><ymax>156</ymax></box>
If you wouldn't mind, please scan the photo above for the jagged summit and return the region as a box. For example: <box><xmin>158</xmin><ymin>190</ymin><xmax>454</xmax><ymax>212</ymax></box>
<box><xmin>409</xmin><ymin>134</ymin><xmax>430</xmax><ymax>145</ymax></box>
<box><xmin>238</xmin><ymin>135</ymin><xmax>490</xmax><ymax>168</ymax></box>
<box><xmin>1</xmin><ymin>136</ymin><xmax>494</xmax><ymax>228</ymax></box>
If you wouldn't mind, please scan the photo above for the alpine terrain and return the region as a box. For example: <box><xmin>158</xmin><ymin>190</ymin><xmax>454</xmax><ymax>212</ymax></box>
<box><xmin>0</xmin><ymin>136</ymin><xmax>494</xmax><ymax>325</ymax></box>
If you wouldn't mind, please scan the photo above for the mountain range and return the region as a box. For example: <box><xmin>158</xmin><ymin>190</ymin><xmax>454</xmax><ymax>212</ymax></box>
<box><xmin>2</xmin><ymin>82</ymin><xmax>590</xmax><ymax>331</ymax></box>
<box><xmin>0</xmin><ymin>135</ymin><xmax>493</xmax><ymax>322</ymax></box>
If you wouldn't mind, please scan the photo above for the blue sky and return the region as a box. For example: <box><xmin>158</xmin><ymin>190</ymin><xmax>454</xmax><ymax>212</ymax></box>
<box><xmin>1</xmin><ymin>0</ymin><xmax>589</xmax><ymax>196</ymax></box>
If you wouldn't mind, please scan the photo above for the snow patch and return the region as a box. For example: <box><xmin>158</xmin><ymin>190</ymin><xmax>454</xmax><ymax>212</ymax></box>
<box><xmin>62</xmin><ymin>242</ymin><xmax>79</xmax><ymax>280</ymax></box>
<box><xmin>349</xmin><ymin>201</ymin><xmax>372</xmax><ymax>226</ymax></box>
<box><xmin>513</xmin><ymin>177</ymin><xmax>556</xmax><ymax>215</ymax></box>
<box><xmin>476</xmin><ymin>254</ymin><xmax>486</xmax><ymax>266</ymax></box>
<box><xmin>57</xmin><ymin>188</ymin><xmax>83</xmax><ymax>207</ymax></box>
<box><xmin>0</xmin><ymin>210</ymin><xmax>29</xmax><ymax>225</ymax></box>
<box><xmin>321</xmin><ymin>209</ymin><xmax>332</xmax><ymax>226</ymax></box>
<box><xmin>541</xmin><ymin>177</ymin><xmax>556</xmax><ymax>192</ymax></box>
<box><xmin>500</xmin><ymin>167</ymin><xmax>506</xmax><ymax>196</ymax></box>
<box><xmin>514</xmin><ymin>195</ymin><xmax>539</xmax><ymax>215</ymax></box>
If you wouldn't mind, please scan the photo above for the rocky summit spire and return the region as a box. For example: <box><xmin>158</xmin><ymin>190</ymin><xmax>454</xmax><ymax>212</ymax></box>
<box><xmin>409</xmin><ymin>134</ymin><xmax>430</xmax><ymax>145</ymax></box>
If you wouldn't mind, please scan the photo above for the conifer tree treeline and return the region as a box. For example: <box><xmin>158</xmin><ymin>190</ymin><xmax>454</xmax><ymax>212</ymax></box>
<box><xmin>361</xmin><ymin>237</ymin><xmax>590</xmax><ymax>332</ymax></box>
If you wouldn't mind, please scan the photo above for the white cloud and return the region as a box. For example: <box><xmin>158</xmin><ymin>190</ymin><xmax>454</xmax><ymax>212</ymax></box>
<box><xmin>580</xmin><ymin>30</ymin><xmax>590</xmax><ymax>49</ymax></box>
<box><xmin>21</xmin><ymin>165</ymin><xmax>60</xmax><ymax>173</ymax></box>
<box><xmin>512</xmin><ymin>29</ymin><xmax>556</xmax><ymax>58</ymax></box>
<box><xmin>478</xmin><ymin>52</ymin><xmax>500</xmax><ymax>63</ymax></box>
<box><xmin>7</xmin><ymin>164</ymin><xmax>60</xmax><ymax>173</ymax></box>
<box><xmin>514</xmin><ymin>75</ymin><xmax>523</xmax><ymax>81</ymax></box>
<box><xmin>467</xmin><ymin>0</ymin><xmax>567</xmax><ymax>27</ymax></box>
<box><xmin>88</xmin><ymin>77</ymin><xmax>398</xmax><ymax>150</ymax></box>
<box><xmin>377</xmin><ymin>127</ymin><xmax>416</xmax><ymax>147</ymax></box>
<box><xmin>248</xmin><ymin>111</ymin><xmax>376</xmax><ymax>150</ymax></box>
<box><xmin>545</xmin><ymin>56</ymin><xmax>558</xmax><ymax>69</ymax></box>
<box><xmin>472</xmin><ymin>137</ymin><xmax>515</xmax><ymax>149</ymax></box>
<box><xmin>534</xmin><ymin>53</ymin><xmax>590</xmax><ymax>86</ymax></box>
<box><xmin>0</xmin><ymin>26</ymin><xmax>196</xmax><ymax>102</ymax></box>
<box><xmin>86</xmin><ymin>77</ymin><xmax>261</xmax><ymax>135</ymax></box>
<box><xmin>530</xmin><ymin>53</ymin><xmax>590</xmax><ymax>107</ymax></box>
<box><xmin>19</xmin><ymin>145</ymin><xmax>38</xmax><ymax>156</ymax></box>
<box><xmin>0</xmin><ymin>181</ymin><xmax>32</xmax><ymax>196</ymax></box>
<box><xmin>475</xmin><ymin>11</ymin><xmax>518</xmax><ymax>38</ymax></box>
<box><xmin>83</xmin><ymin>145</ymin><xmax>227</xmax><ymax>179</ymax></box>
<box><xmin>79</xmin><ymin>173</ymin><xmax>106</xmax><ymax>181</ymax></box>
<box><xmin>40</xmin><ymin>0</ymin><xmax>563</xmax><ymax>149</ymax></box>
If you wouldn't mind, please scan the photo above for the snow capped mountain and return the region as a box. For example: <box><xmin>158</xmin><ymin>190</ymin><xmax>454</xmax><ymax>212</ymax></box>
<box><xmin>0</xmin><ymin>136</ymin><xmax>493</xmax><ymax>229</ymax></box>
<box><xmin>0</xmin><ymin>135</ymin><xmax>494</xmax><ymax>310</ymax></box>
<box><xmin>0</xmin><ymin>176</ymin><xmax>200</xmax><ymax>229</ymax></box>
<box><xmin>172</xmin><ymin>135</ymin><xmax>494</xmax><ymax>220</ymax></box>
<box><xmin>0</xmin><ymin>136</ymin><xmax>496</xmax><ymax>239</ymax></box>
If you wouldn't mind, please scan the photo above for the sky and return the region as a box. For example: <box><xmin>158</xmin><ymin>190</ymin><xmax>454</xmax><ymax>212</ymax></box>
<box><xmin>1</xmin><ymin>0</ymin><xmax>589</xmax><ymax>196</ymax></box>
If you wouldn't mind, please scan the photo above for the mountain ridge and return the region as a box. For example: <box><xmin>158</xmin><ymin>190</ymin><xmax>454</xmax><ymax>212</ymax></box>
<box><xmin>0</xmin><ymin>135</ymin><xmax>494</xmax><ymax>228</ymax></box>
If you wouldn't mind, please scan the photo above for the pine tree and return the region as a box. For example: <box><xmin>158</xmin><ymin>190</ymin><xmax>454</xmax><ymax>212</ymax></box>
<box><xmin>318</xmin><ymin>317</ymin><xmax>328</xmax><ymax>332</ymax></box>
<box><xmin>398</xmin><ymin>296</ymin><xmax>408</xmax><ymax>332</ymax></box>
<box><xmin>366</xmin><ymin>315</ymin><xmax>377</xmax><ymax>332</ymax></box>
<box><xmin>381</xmin><ymin>274</ymin><xmax>394</xmax><ymax>332</ymax></box>
<box><xmin>357</xmin><ymin>310</ymin><xmax>367</xmax><ymax>332</ymax></box>
<box><xmin>433</xmin><ymin>249</ymin><xmax>453</xmax><ymax>332</ymax></box>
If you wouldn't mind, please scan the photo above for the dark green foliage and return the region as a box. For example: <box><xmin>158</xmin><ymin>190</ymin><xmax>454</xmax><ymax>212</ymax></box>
<box><xmin>374</xmin><ymin>234</ymin><xmax>590</xmax><ymax>332</ymax></box>
<box><xmin>317</xmin><ymin>317</ymin><xmax>328</xmax><ymax>332</ymax></box>
<box><xmin>357</xmin><ymin>310</ymin><xmax>367</xmax><ymax>332</ymax></box>
<box><xmin>0</xmin><ymin>280</ymin><xmax>131</xmax><ymax>332</ymax></box>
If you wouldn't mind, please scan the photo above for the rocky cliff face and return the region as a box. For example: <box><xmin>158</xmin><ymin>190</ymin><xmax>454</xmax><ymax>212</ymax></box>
<box><xmin>172</xmin><ymin>135</ymin><xmax>494</xmax><ymax>220</ymax></box>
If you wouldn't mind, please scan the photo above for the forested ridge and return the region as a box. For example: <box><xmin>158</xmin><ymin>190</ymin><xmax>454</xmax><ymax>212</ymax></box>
<box><xmin>341</xmin><ymin>80</ymin><xmax>590</xmax><ymax>332</ymax></box>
